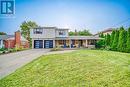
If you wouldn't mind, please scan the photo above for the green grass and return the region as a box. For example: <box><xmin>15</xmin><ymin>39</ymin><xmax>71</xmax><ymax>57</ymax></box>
<box><xmin>0</xmin><ymin>50</ymin><xmax>130</xmax><ymax>87</ymax></box>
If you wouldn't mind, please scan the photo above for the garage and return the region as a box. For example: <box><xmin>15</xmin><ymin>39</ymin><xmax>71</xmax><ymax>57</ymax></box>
<box><xmin>44</xmin><ymin>40</ymin><xmax>53</xmax><ymax>48</ymax></box>
<box><xmin>34</xmin><ymin>40</ymin><xmax>43</xmax><ymax>48</ymax></box>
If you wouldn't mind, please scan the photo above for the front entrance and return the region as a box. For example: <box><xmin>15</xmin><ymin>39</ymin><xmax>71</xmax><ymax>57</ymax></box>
<box><xmin>44</xmin><ymin>40</ymin><xmax>53</xmax><ymax>48</ymax></box>
<box><xmin>34</xmin><ymin>40</ymin><xmax>43</xmax><ymax>48</ymax></box>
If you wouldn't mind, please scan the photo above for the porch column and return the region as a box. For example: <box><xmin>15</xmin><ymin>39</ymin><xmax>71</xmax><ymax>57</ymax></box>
<box><xmin>69</xmin><ymin>39</ymin><xmax>71</xmax><ymax>48</ymax></box>
<box><xmin>53</xmin><ymin>39</ymin><xmax>55</xmax><ymax>48</ymax></box>
<box><xmin>43</xmin><ymin>39</ymin><xmax>44</xmax><ymax>48</ymax></box>
<box><xmin>86</xmin><ymin>40</ymin><xmax>88</xmax><ymax>47</ymax></box>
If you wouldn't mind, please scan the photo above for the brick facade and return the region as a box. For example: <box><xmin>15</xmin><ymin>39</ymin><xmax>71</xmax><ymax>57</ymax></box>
<box><xmin>3</xmin><ymin>31</ymin><xmax>29</xmax><ymax>49</ymax></box>
<box><xmin>4</xmin><ymin>40</ymin><xmax>15</xmax><ymax>48</ymax></box>
<box><xmin>15</xmin><ymin>31</ymin><xmax>21</xmax><ymax>47</ymax></box>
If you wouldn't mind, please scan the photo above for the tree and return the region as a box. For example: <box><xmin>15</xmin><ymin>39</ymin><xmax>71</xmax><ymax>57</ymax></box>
<box><xmin>69</xmin><ymin>29</ymin><xmax>92</xmax><ymax>36</ymax></box>
<box><xmin>69</xmin><ymin>31</ymin><xmax>75</xmax><ymax>36</ymax></box>
<box><xmin>79</xmin><ymin>29</ymin><xmax>92</xmax><ymax>36</ymax></box>
<box><xmin>74</xmin><ymin>29</ymin><xmax>78</xmax><ymax>36</ymax></box>
<box><xmin>0</xmin><ymin>32</ymin><xmax>7</xmax><ymax>35</ymax></box>
<box><xmin>126</xmin><ymin>27</ymin><xmax>130</xmax><ymax>52</ymax></box>
<box><xmin>105</xmin><ymin>33</ymin><xmax>111</xmax><ymax>46</ymax></box>
<box><xmin>20</xmin><ymin>21</ymin><xmax>38</xmax><ymax>47</ymax></box>
<box><xmin>117</xmin><ymin>27</ymin><xmax>126</xmax><ymax>52</ymax></box>
<box><xmin>111</xmin><ymin>30</ymin><xmax>119</xmax><ymax>50</ymax></box>
<box><xmin>110</xmin><ymin>30</ymin><xmax>115</xmax><ymax>47</ymax></box>
<box><xmin>96</xmin><ymin>33</ymin><xmax>105</xmax><ymax>48</ymax></box>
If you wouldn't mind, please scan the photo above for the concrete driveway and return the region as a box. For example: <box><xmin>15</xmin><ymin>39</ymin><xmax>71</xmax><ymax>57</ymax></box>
<box><xmin>0</xmin><ymin>49</ymin><xmax>50</xmax><ymax>79</ymax></box>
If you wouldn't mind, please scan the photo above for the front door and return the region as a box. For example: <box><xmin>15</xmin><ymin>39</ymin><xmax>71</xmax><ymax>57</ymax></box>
<box><xmin>34</xmin><ymin>40</ymin><xmax>43</xmax><ymax>48</ymax></box>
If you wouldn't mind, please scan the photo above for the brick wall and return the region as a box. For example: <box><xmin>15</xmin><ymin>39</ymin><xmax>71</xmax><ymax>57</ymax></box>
<box><xmin>15</xmin><ymin>31</ymin><xmax>21</xmax><ymax>47</ymax></box>
<box><xmin>4</xmin><ymin>40</ymin><xmax>15</xmax><ymax>48</ymax></box>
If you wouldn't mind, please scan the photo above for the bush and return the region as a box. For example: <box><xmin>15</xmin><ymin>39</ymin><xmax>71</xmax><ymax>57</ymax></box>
<box><xmin>51</xmin><ymin>47</ymin><xmax>62</xmax><ymax>51</ymax></box>
<box><xmin>0</xmin><ymin>48</ymin><xmax>6</xmax><ymax>51</ymax></box>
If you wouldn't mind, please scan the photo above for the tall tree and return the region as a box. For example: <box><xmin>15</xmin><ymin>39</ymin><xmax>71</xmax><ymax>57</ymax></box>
<box><xmin>117</xmin><ymin>27</ymin><xmax>126</xmax><ymax>52</ymax></box>
<box><xmin>110</xmin><ymin>30</ymin><xmax>115</xmax><ymax>47</ymax></box>
<box><xmin>126</xmin><ymin>27</ymin><xmax>130</xmax><ymax>52</ymax></box>
<box><xmin>20</xmin><ymin>21</ymin><xmax>38</xmax><ymax>47</ymax></box>
<box><xmin>105</xmin><ymin>33</ymin><xmax>111</xmax><ymax>46</ymax></box>
<box><xmin>111</xmin><ymin>30</ymin><xmax>119</xmax><ymax>50</ymax></box>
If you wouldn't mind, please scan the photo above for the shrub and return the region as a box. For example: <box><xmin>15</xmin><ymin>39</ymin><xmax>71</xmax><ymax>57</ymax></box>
<box><xmin>51</xmin><ymin>47</ymin><xmax>62</xmax><ymax>51</ymax></box>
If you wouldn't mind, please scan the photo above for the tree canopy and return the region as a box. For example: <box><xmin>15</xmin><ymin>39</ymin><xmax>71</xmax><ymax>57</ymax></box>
<box><xmin>20</xmin><ymin>21</ymin><xmax>38</xmax><ymax>47</ymax></box>
<box><xmin>96</xmin><ymin>26</ymin><xmax>130</xmax><ymax>53</ymax></box>
<box><xmin>69</xmin><ymin>29</ymin><xmax>92</xmax><ymax>36</ymax></box>
<box><xmin>0</xmin><ymin>32</ymin><xmax>7</xmax><ymax>35</ymax></box>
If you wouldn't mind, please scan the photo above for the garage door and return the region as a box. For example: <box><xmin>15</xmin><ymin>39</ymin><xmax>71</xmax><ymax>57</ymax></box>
<box><xmin>34</xmin><ymin>40</ymin><xmax>43</xmax><ymax>48</ymax></box>
<box><xmin>44</xmin><ymin>40</ymin><xmax>53</xmax><ymax>48</ymax></box>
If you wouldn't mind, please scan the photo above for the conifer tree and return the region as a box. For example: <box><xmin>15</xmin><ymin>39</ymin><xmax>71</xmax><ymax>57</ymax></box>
<box><xmin>126</xmin><ymin>27</ymin><xmax>130</xmax><ymax>52</ymax></box>
<box><xmin>111</xmin><ymin>30</ymin><xmax>119</xmax><ymax>50</ymax></box>
<box><xmin>117</xmin><ymin>27</ymin><xmax>126</xmax><ymax>52</ymax></box>
<box><xmin>110</xmin><ymin>30</ymin><xmax>115</xmax><ymax>47</ymax></box>
<box><xmin>105</xmin><ymin>33</ymin><xmax>111</xmax><ymax>46</ymax></box>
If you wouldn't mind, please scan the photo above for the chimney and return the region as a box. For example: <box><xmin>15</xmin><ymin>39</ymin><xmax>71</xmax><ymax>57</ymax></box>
<box><xmin>15</xmin><ymin>30</ymin><xmax>21</xmax><ymax>48</ymax></box>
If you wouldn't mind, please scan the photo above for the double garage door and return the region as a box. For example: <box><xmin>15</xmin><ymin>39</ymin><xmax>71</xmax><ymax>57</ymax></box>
<box><xmin>34</xmin><ymin>40</ymin><xmax>53</xmax><ymax>48</ymax></box>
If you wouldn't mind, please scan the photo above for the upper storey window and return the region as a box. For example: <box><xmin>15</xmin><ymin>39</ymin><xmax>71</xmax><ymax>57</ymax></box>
<box><xmin>33</xmin><ymin>29</ymin><xmax>43</xmax><ymax>34</ymax></box>
<box><xmin>59</xmin><ymin>31</ymin><xmax>66</xmax><ymax>35</ymax></box>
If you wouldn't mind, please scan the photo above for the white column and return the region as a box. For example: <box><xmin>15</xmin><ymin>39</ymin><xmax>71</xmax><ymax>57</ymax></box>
<box><xmin>69</xmin><ymin>39</ymin><xmax>71</xmax><ymax>48</ymax></box>
<box><xmin>86</xmin><ymin>40</ymin><xmax>88</xmax><ymax>47</ymax></box>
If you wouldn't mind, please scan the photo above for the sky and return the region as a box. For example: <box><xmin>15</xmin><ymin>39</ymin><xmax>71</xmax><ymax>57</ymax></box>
<box><xmin>0</xmin><ymin>0</ymin><xmax>130</xmax><ymax>34</ymax></box>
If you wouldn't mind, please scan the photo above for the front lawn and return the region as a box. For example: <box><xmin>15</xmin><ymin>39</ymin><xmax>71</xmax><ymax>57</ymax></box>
<box><xmin>0</xmin><ymin>50</ymin><xmax>130</xmax><ymax>87</ymax></box>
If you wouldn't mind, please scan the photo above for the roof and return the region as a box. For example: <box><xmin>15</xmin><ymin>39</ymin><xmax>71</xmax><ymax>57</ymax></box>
<box><xmin>69</xmin><ymin>36</ymin><xmax>102</xmax><ymax>40</ymax></box>
<box><xmin>56</xmin><ymin>36</ymin><xmax>102</xmax><ymax>40</ymax></box>
<box><xmin>0</xmin><ymin>35</ymin><xmax>14</xmax><ymax>40</ymax></box>
<box><xmin>93</xmin><ymin>28</ymin><xmax>113</xmax><ymax>36</ymax></box>
<box><xmin>101</xmin><ymin>28</ymin><xmax>113</xmax><ymax>33</ymax></box>
<box><xmin>33</xmin><ymin>27</ymin><xmax>69</xmax><ymax>30</ymax></box>
<box><xmin>0</xmin><ymin>35</ymin><xmax>28</xmax><ymax>41</ymax></box>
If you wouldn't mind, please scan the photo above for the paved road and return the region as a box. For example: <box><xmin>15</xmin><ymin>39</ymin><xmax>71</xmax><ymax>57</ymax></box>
<box><xmin>0</xmin><ymin>49</ymin><xmax>50</xmax><ymax>79</ymax></box>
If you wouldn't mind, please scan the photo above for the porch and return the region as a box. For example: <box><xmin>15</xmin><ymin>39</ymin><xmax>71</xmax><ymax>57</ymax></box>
<box><xmin>55</xmin><ymin>39</ymin><xmax>97</xmax><ymax>48</ymax></box>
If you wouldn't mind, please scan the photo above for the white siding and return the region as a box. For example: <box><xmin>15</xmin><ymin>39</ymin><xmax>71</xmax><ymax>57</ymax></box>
<box><xmin>55</xmin><ymin>29</ymin><xmax>68</xmax><ymax>37</ymax></box>
<box><xmin>30</xmin><ymin>28</ymin><xmax>55</xmax><ymax>38</ymax></box>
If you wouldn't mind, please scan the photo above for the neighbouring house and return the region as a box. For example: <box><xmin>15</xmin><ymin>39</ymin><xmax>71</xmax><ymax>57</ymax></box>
<box><xmin>0</xmin><ymin>31</ymin><xmax>29</xmax><ymax>49</ymax></box>
<box><xmin>94</xmin><ymin>28</ymin><xmax>113</xmax><ymax>36</ymax></box>
<box><xmin>30</xmin><ymin>27</ymin><xmax>102</xmax><ymax>49</ymax></box>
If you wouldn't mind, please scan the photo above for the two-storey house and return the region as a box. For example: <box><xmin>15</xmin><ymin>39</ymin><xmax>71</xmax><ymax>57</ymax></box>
<box><xmin>30</xmin><ymin>27</ymin><xmax>101</xmax><ymax>48</ymax></box>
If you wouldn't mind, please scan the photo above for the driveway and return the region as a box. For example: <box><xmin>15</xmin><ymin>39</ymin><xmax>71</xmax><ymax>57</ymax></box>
<box><xmin>0</xmin><ymin>49</ymin><xmax>50</xmax><ymax>79</ymax></box>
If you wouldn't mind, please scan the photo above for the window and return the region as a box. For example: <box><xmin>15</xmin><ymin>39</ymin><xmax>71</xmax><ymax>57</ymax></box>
<box><xmin>59</xmin><ymin>31</ymin><xmax>65</xmax><ymax>35</ymax></box>
<box><xmin>33</xmin><ymin>29</ymin><xmax>43</xmax><ymax>34</ymax></box>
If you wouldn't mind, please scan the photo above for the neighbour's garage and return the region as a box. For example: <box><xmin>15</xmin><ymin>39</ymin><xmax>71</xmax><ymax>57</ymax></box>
<box><xmin>34</xmin><ymin>40</ymin><xmax>43</xmax><ymax>48</ymax></box>
<box><xmin>44</xmin><ymin>40</ymin><xmax>53</xmax><ymax>48</ymax></box>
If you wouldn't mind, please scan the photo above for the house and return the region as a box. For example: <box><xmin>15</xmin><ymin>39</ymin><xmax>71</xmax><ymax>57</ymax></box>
<box><xmin>94</xmin><ymin>28</ymin><xmax>113</xmax><ymax>36</ymax></box>
<box><xmin>30</xmin><ymin>27</ymin><xmax>102</xmax><ymax>49</ymax></box>
<box><xmin>0</xmin><ymin>31</ymin><xmax>29</xmax><ymax>49</ymax></box>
